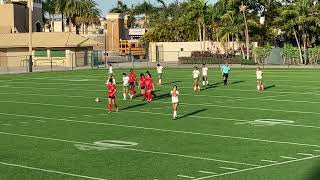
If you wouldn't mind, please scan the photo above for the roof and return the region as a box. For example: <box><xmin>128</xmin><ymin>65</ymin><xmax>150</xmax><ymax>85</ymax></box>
<box><xmin>0</xmin><ymin>32</ymin><xmax>102</xmax><ymax>48</ymax></box>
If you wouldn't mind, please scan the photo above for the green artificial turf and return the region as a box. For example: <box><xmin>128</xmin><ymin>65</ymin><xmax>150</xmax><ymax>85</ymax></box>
<box><xmin>0</xmin><ymin>68</ymin><xmax>319</xmax><ymax>180</ymax></box>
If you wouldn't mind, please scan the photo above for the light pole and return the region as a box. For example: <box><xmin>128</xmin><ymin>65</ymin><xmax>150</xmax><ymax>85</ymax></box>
<box><xmin>28</xmin><ymin>0</ymin><xmax>33</xmax><ymax>72</ymax></box>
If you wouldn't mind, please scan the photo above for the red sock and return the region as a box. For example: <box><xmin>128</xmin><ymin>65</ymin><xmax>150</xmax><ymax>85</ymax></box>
<box><xmin>108</xmin><ymin>104</ymin><xmax>112</xmax><ymax>112</ymax></box>
<box><xmin>144</xmin><ymin>93</ymin><xmax>147</xmax><ymax>100</ymax></box>
<box><xmin>131</xmin><ymin>88</ymin><xmax>135</xmax><ymax>96</ymax></box>
<box><xmin>147</xmin><ymin>92</ymin><xmax>152</xmax><ymax>101</ymax></box>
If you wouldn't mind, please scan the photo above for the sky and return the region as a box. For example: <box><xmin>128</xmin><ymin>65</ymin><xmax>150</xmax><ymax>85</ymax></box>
<box><xmin>96</xmin><ymin>0</ymin><xmax>218</xmax><ymax>17</ymax></box>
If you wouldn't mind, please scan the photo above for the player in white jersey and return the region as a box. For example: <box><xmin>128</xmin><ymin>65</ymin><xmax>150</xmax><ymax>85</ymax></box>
<box><xmin>122</xmin><ymin>73</ymin><xmax>129</xmax><ymax>100</ymax></box>
<box><xmin>171</xmin><ymin>85</ymin><xmax>179</xmax><ymax>120</ymax></box>
<box><xmin>108</xmin><ymin>64</ymin><xmax>113</xmax><ymax>76</ymax></box>
<box><xmin>192</xmin><ymin>66</ymin><xmax>201</xmax><ymax>93</ymax></box>
<box><xmin>202</xmin><ymin>64</ymin><xmax>209</xmax><ymax>86</ymax></box>
<box><xmin>256</xmin><ymin>67</ymin><xmax>264</xmax><ymax>91</ymax></box>
<box><xmin>156</xmin><ymin>64</ymin><xmax>164</xmax><ymax>85</ymax></box>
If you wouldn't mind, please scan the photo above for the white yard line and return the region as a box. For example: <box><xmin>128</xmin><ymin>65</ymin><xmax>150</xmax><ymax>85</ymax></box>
<box><xmin>0</xmin><ymin>111</ymin><xmax>319</xmax><ymax>149</ymax></box>
<box><xmin>198</xmin><ymin>170</ymin><xmax>217</xmax><ymax>175</ymax></box>
<box><xmin>314</xmin><ymin>150</ymin><xmax>320</xmax><ymax>152</ymax></box>
<box><xmin>0</xmin><ymin>131</ymin><xmax>258</xmax><ymax>167</ymax></box>
<box><xmin>0</xmin><ymin>161</ymin><xmax>107</xmax><ymax>180</ymax></box>
<box><xmin>280</xmin><ymin>156</ymin><xmax>297</xmax><ymax>160</ymax></box>
<box><xmin>297</xmin><ymin>153</ymin><xmax>314</xmax><ymax>157</ymax></box>
<box><xmin>194</xmin><ymin>155</ymin><xmax>320</xmax><ymax>180</ymax></box>
<box><xmin>177</xmin><ymin>175</ymin><xmax>195</xmax><ymax>179</ymax></box>
<box><xmin>0</xmin><ymin>97</ymin><xmax>320</xmax><ymax>129</ymax></box>
<box><xmin>260</xmin><ymin>159</ymin><xmax>278</xmax><ymax>163</ymax></box>
<box><xmin>219</xmin><ymin>167</ymin><xmax>239</xmax><ymax>171</ymax></box>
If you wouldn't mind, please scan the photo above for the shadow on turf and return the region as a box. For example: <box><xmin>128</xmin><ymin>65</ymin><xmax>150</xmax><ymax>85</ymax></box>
<box><xmin>154</xmin><ymin>93</ymin><xmax>171</xmax><ymax>101</ymax></box>
<box><xmin>264</xmin><ymin>85</ymin><xmax>276</xmax><ymax>90</ymax></box>
<box><xmin>306</xmin><ymin>161</ymin><xmax>320</xmax><ymax>180</ymax></box>
<box><xmin>162</xmin><ymin>80</ymin><xmax>182</xmax><ymax>85</ymax></box>
<box><xmin>122</xmin><ymin>103</ymin><xmax>146</xmax><ymax>110</ymax></box>
<box><xmin>178</xmin><ymin>109</ymin><xmax>207</xmax><ymax>120</ymax></box>
<box><xmin>200</xmin><ymin>84</ymin><xmax>217</xmax><ymax>91</ymax></box>
<box><xmin>231</xmin><ymin>80</ymin><xmax>246</xmax><ymax>84</ymax></box>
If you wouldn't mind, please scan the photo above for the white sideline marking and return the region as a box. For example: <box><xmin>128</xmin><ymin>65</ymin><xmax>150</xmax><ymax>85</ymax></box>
<box><xmin>3</xmin><ymin>89</ymin><xmax>320</xmax><ymax>116</ymax></box>
<box><xmin>68</xmin><ymin>79</ymin><xmax>89</xmax><ymax>82</ymax></box>
<box><xmin>0</xmin><ymin>111</ymin><xmax>320</xmax><ymax>149</ymax></box>
<box><xmin>68</xmin><ymin>117</ymin><xmax>76</xmax><ymax>119</ymax></box>
<box><xmin>280</xmin><ymin>156</ymin><xmax>297</xmax><ymax>160</ymax></box>
<box><xmin>198</xmin><ymin>170</ymin><xmax>217</xmax><ymax>175</ymax></box>
<box><xmin>19</xmin><ymin>122</ymin><xmax>28</xmax><ymax>124</ymax></box>
<box><xmin>3</xmin><ymin>84</ymin><xmax>320</xmax><ymax>102</ymax></box>
<box><xmin>297</xmin><ymin>153</ymin><xmax>314</xmax><ymax>157</ymax></box>
<box><xmin>194</xmin><ymin>155</ymin><xmax>320</xmax><ymax>180</ymax></box>
<box><xmin>177</xmin><ymin>175</ymin><xmax>195</xmax><ymax>179</ymax></box>
<box><xmin>220</xmin><ymin>167</ymin><xmax>239</xmax><ymax>171</ymax></box>
<box><xmin>0</xmin><ymin>131</ymin><xmax>258</xmax><ymax>167</ymax></box>
<box><xmin>2</xmin><ymin>124</ymin><xmax>11</xmax><ymax>126</ymax></box>
<box><xmin>314</xmin><ymin>150</ymin><xmax>320</xmax><ymax>152</ymax></box>
<box><xmin>236</xmin><ymin>119</ymin><xmax>295</xmax><ymax>127</ymax></box>
<box><xmin>260</xmin><ymin>159</ymin><xmax>278</xmax><ymax>163</ymax></box>
<box><xmin>0</xmin><ymin>96</ymin><xmax>320</xmax><ymax>129</ymax></box>
<box><xmin>83</xmin><ymin>115</ymin><xmax>92</xmax><ymax>117</ymax></box>
<box><xmin>0</xmin><ymin>161</ymin><xmax>106</xmax><ymax>180</ymax></box>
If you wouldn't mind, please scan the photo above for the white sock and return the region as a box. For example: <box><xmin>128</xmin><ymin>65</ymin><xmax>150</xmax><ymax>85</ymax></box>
<box><xmin>206</xmin><ymin>81</ymin><xmax>209</xmax><ymax>85</ymax></box>
<box><xmin>173</xmin><ymin>111</ymin><xmax>177</xmax><ymax>118</ymax></box>
<box><xmin>202</xmin><ymin>81</ymin><xmax>205</xmax><ymax>86</ymax></box>
<box><xmin>193</xmin><ymin>86</ymin><xmax>196</xmax><ymax>91</ymax></box>
<box><xmin>198</xmin><ymin>86</ymin><xmax>201</xmax><ymax>90</ymax></box>
<box><xmin>123</xmin><ymin>93</ymin><xmax>126</xmax><ymax>100</ymax></box>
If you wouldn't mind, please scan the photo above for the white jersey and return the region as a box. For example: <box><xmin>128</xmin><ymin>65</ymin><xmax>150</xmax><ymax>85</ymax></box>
<box><xmin>256</xmin><ymin>70</ymin><xmax>263</xmax><ymax>79</ymax></box>
<box><xmin>123</xmin><ymin>76</ymin><xmax>129</xmax><ymax>86</ymax></box>
<box><xmin>109</xmin><ymin>66</ymin><xmax>113</xmax><ymax>74</ymax></box>
<box><xmin>171</xmin><ymin>90</ymin><xmax>179</xmax><ymax>103</ymax></box>
<box><xmin>202</xmin><ymin>67</ymin><xmax>208</xmax><ymax>76</ymax></box>
<box><xmin>157</xmin><ymin>66</ymin><xmax>164</xmax><ymax>74</ymax></box>
<box><xmin>193</xmin><ymin>70</ymin><xmax>200</xmax><ymax>78</ymax></box>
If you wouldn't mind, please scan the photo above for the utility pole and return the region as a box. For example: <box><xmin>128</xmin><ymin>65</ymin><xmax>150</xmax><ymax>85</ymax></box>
<box><xmin>28</xmin><ymin>0</ymin><xmax>33</xmax><ymax>72</ymax></box>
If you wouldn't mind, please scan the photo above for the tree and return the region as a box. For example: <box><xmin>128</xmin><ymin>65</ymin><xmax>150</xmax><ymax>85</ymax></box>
<box><xmin>76</xmin><ymin>0</ymin><xmax>101</xmax><ymax>35</ymax></box>
<box><xmin>240</xmin><ymin>2</ymin><xmax>250</xmax><ymax>60</ymax></box>
<box><xmin>53</xmin><ymin>0</ymin><xmax>67</xmax><ymax>32</ymax></box>
<box><xmin>132</xmin><ymin>1</ymin><xmax>156</xmax><ymax>28</ymax></box>
<box><xmin>110</xmin><ymin>0</ymin><xmax>129</xmax><ymax>13</ymax></box>
<box><xmin>43</xmin><ymin>0</ymin><xmax>56</xmax><ymax>32</ymax></box>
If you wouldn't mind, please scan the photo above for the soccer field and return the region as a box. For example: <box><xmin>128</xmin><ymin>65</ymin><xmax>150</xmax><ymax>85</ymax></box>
<box><xmin>0</xmin><ymin>68</ymin><xmax>319</xmax><ymax>180</ymax></box>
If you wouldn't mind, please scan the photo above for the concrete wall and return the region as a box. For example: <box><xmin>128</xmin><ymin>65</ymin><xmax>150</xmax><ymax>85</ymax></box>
<box><xmin>149</xmin><ymin>41</ymin><xmax>258</xmax><ymax>62</ymax></box>
<box><xmin>6</xmin><ymin>48</ymin><xmax>29</xmax><ymax>67</ymax></box>
<box><xmin>0</xmin><ymin>49</ymin><xmax>8</xmax><ymax>67</ymax></box>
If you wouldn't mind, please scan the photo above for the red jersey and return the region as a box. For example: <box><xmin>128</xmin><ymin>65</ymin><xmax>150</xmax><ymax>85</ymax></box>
<box><xmin>140</xmin><ymin>77</ymin><xmax>146</xmax><ymax>87</ymax></box>
<box><xmin>129</xmin><ymin>72</ymin><xmax>136</xmax><ymax>83</ymax></box>
<box><xmin>108</xmin><ymin>83</ymin><xmax>117</xmax><ymax>97</ymax></box>
<box><xmin>145</xmin><ymin>77</ymin><xmax>154</xmax><ymax>89</ymax></box>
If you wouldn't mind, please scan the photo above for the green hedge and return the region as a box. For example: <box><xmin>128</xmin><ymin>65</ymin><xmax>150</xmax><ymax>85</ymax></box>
<box><xmin>178</xmin><ymin>56</ymin><xmax>256</xmax><ymax>65</ymax></box>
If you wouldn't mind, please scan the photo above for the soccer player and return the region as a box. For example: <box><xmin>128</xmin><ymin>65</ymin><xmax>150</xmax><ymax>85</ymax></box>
<box><xmin>110</xmin><ymin>74</ymin><xmax>116</xmax><ymax>84</ymax></box>
<box><xmin>202</xmin><ymin>64</ymin><xmax>209</xmax><ymax>86</ymax></box>
<box><xmin>171</xmin><ymin>85</ymin><xmax>179</xmax><ymax>120</ymax></box>
<box><xmin>192</xmin><ymin>66</ymin><xmax>201</xmax><ymax>93</ymax></box>
<box><xmin>221</xmin><ymin>62</ymin><xmax>231</xmax><ymax>86</ymax></box>
<box><xmin>107</xmin><ymin>79</ymin><xmax>119</xmax><ymax>113</ymax></box>
<box><xmin>145</xmin><ymin>73</ymin><xmax>155</xmax><ymax>103</ymax></box>
<box><xmin>256</xmin><ymin>67</ymin><xmax>264</xmax><ymax>91</ymax></box>
<box><xmin>122</xmin><ymin>73</ymin><xmax>129</xmax><ymax>100</ymax></box>
<box><xmin>129</xmin><ymin>69</ymin><xmax>136</xmax><ymax>99</ymax></box>
<box><xmin>156</xmin><ymin>64</ymin><xmax>164</xmax><ymax>85</ymax></box>
<box><xmin>139</xmin><ymin>73</ymin><xmax>146</xmax><ymax>100</ymax></box>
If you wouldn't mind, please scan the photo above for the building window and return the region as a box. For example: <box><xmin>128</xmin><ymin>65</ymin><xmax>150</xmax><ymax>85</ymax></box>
<box><xmin>34</xmin><ymin>49</ymin><xmax>47</xmax><ymax>57</ymax></box>
<box><xmin>51</xmin><ymin>50</ymin><xmax>66</xmax><ymax>57</ymax></box>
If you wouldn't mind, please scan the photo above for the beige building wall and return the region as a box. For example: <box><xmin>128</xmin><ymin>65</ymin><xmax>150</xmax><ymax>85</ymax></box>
<box><xmin>0</xmin><ymin>4</ymin><xmax>14</xmax><ymax>33</ymax></box>
<box><xmin>0</xmin><ymin>49</ymin><xmax>8</xmax><ymax>67</ymax></box>
<box><xmin>149</xmin><ymin>41</ymin><xmax>258</xmax><ymax>62</ymax></box>
<box><xmin>6</xmin><ymin>48</ymin><xmax>29</xmax><ymax>67</ymax></box>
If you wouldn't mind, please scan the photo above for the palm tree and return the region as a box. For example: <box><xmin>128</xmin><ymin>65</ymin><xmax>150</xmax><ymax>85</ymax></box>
<box><xmin>43</xmin><ymin>0</ymin><xmax>56</xmax><ymax>32</ymax></box>
<box><xmin>240</xmin><ymin>2</ymin><xmax>250</xmax><ymax>60</ymax></box>
<box><xmin>132</xmin><ymin>1</ymin><xmax>156</xmax><ymax>28</ymax></box>
<box><xmin>77</xmin><ymin>0</ymin><xmax>101</xmax><ymax>35</ymax></box>
<box><xmin>64</xmin><ymin>0</ymin><xmax>85</xmax><ymax>32</ymax></box>
<box><xmin>53</xmin><ymin>0</ymin><xmax>66</xmax><ymax>32</ymax></box>
<box><xmin>110</xmin><ymin>0</ymin><xmax>129</xmax><ymax>13</ymax></box>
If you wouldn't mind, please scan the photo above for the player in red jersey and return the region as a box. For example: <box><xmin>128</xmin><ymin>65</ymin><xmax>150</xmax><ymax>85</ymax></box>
<box><xmin>139</xmin><ymin>73</ymin><xmax>146</xmax><ymax>100</ymax></box>
<box><xmin>129</xmin><ymin>69</ymin><xmax>136</xmax><ymax>99</ymax></box>
<box><xmin>145</xmin><ymin>73</ymin><xmax>155</xmax><ymax>103</ymax></box>
<box><xmin>107</xmin><ymin>79</ymin><xmax>119</xmax><ymax>113</ymax></box>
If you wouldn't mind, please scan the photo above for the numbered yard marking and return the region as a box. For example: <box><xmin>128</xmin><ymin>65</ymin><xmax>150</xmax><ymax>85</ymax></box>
<box><xmin>74</xmin><ymin>140</ymin><xmax>138</xmax><ymax>151</ymax></box>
